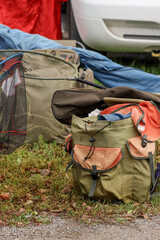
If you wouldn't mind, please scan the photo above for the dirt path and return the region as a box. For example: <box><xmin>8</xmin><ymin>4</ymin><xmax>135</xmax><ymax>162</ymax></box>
<box><xmin>0</xmin><ymin>216</ymin><xmax>160</xmax><ymax>240</ymax></box>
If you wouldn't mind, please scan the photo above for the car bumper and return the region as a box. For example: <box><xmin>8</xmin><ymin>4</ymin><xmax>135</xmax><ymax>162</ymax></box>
<box><xmin>71</xmin><ymin>0</ymin><xmax>160</xmax><ymax>52</ymax></box>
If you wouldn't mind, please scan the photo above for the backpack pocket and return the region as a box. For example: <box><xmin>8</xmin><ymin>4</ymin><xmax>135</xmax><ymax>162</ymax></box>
<box><xmin>71</xmin><ymin>145</ymin><xmax>124</xmax><ymax>201</ymax></box>
<box><xmin>126</xmin><ymin>136</ymin><xmax>156</xmax><ymax>159</ymax></box>
<box><xmin>126</xmin><ymin>136</ymin><xmax>157</xmax><ymax>201</ymax></box>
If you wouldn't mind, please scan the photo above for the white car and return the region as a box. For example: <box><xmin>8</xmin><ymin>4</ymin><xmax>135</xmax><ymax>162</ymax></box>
<box><xmin>70</xmin><ymin>0</ymin><xmax>160</xmax><ymax>53</ymax></box>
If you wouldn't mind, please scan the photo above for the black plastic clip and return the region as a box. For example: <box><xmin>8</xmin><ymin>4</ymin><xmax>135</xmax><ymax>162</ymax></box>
<box><xmin>142</xmin><ymin>135</ymin><xmax>148</xmax><ymax>148</ymax></box>
<box><xmin>89</xmin><ymin>137</ymin><xmax>95</xmax><ymax>143</ymax></box>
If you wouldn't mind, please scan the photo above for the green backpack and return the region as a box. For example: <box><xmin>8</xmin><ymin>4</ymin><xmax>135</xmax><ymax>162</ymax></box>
<box><xmin>66</xmin><ymin>102</ymin><xmax>159</xmax><ymax>203</ymax></box>
<box><xmin>0</xmin><ymin>49</ymin><xmax>95</xmax><ymax>143</ymax></box>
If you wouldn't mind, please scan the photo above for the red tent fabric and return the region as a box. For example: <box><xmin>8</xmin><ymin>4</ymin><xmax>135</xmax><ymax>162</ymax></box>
<box><xmin>0</xmin><ymin>0</ymin><xmax>68</xmax><ymax>39</ymax></box>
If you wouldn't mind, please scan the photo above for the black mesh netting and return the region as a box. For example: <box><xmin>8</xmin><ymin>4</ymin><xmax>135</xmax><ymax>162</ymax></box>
<box><xmin>0</xmin><ymin>52</ymin><xmax>27</xmax><ymax>154</ymax></box>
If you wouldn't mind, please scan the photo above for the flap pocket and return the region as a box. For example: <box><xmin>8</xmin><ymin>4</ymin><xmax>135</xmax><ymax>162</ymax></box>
<box><xmin>126</xmin><ymin>136</ymin><xmax>156</xmax><ymax>159</ymax></box>
<box><xmin>72</xmin><ymin>145</ymin><xmax>123</xmax><ymax>172</ymax></box>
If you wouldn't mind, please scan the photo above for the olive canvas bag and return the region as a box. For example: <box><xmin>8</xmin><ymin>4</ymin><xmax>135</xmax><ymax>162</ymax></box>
<box><xmin>66</xmin><ymin>102</ymin><xmax>160</xmax><ymax>203</ymax></box>
<box><xmin>0</xmin><ymin>49</ymin><xmax>95</xmax><ymax>143</ymax></box>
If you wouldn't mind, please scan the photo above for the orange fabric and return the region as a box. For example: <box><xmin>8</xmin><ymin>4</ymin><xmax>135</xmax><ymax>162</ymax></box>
<box><xmin>127</xmin><ymin>136</ymin><xmax>155</xmax><ymax>158</ymax></box>
<box><xmin>101</xmin><ymin>101</ymin><xmax>160</xmax><ymax>141</ymax></box>
<box><xmin>65</xmin><ymin>134</ymin><xmax>72</xmax><ymax>152</ymax></box>
<box><xmin>101</xmin><ymin>103</ymin><xmax>132</xmax><ymax>115</ymax></box>
<box><xmin>73</xmin><ymin>145</ymin><xmax>122</xmax><ymax>171</ymax></box>
<box><xmin>0</xmin><ymin>0</ymin><xmax>68</xmax><ymax>39</ymax></box>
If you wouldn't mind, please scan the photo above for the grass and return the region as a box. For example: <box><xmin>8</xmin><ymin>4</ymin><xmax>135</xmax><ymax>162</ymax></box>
<box><xmin>0</xmin><ymin>136</ymin><xmax>159</xmax><ymax>226</ymax></box>
<box><xmin>0</xmin><ymin>58</ymin><xmax>160</xmax><ymax>226</ymax></box>
<box><xmin>112</xmin><ymin>55</ymin><xmax>160</xmax><ymax>75</ymax></box>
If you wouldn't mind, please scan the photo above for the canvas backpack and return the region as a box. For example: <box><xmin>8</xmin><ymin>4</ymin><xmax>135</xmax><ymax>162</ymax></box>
<box><xmin>0</xmin><ymin>49</ymin><xmax>95</xmax><ymax>143</ymax></box>
<box><xmin>65</xmin><ymin>101</ymin><xmax>160</xmax><ymax>203</ymax></box>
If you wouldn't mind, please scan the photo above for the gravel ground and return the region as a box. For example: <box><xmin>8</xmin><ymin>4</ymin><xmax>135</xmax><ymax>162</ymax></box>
<box><xmin>0</xmin><ymin>216</ymin><xmax>160</xmax><ymax>240</ymax></box>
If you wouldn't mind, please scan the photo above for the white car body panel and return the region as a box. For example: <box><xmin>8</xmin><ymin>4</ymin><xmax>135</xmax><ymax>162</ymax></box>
<box><xmin>71</xmin><ymin>0</ymin><xmax>160</xmax><ymax>52</ymax></box>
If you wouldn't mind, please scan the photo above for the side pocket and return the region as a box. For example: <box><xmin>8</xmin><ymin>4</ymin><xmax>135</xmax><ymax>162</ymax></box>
<box><xmin>126</xmin><ymin>136</ymin><xmax>155</xmax><ymax>159</ymax></box>
<box><xmin>71</xmin><ymin>145</ymin><xmax>123</xmax><ymax>201</ymax></box>
<box><xmin>126</xmin><ymin>136</ymin><xmax>156</xmax><ymax>202</ymax></box>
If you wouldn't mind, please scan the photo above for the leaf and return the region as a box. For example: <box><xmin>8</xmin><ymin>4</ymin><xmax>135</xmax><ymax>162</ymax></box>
<box><xmin>30</xmin><ymin>167</ymin><xmax>41</xmax><ymax>173</ymax></box>
<box><xmin>45</xmin><ymin>179</ymin><xmax>52</xmax><ymax>187</ymax></box>
<box><xmin>127</xmin><ymin>210</ymin><xmax>133</xmax><ymax>214</ymax></box>
<box><xmin>41</xmin><ymin>169</ymin><xmax>50</xmax><ymax>176</ymax></box>
<box><xmin>81</xmin><ymin>214</ymin><xmax>92</xmax><ymax>223</ymax></box>
<box><xmin>65</xmin><ymin>173</ymin><xmax>69</xmax><ymax>179</ymax></box>
<box><xmin>18</xmin><ymin>208</ymin><xmax>26</xmax><ymax>214</ymax></box>
<box><xmin>38</xmin><ymin>189</ymin><xmax>48</xmax><ymax>194</ymax></box>
<box><xmin>17</xmin><ymin>222</ymin><xmax>23</xmax><ymax>226</ymax></box>
<box><xmin>24</xmin><ymin>200</ymin><xmax>33</xmax><ymax>206</ymax></box>
<box><xmin>47</xmin><ymin>162</ymin><xmax>53</xmax><ymax>169</ymax></box>
<box><xmin>82</xmin><ymin>202</ymin><xmax>86</xmax><ymax>208</ymax></box>
<box><xmin>51</xmin><ymin>209</ymin><xmax>63</xmax><ymax>213</ymax></box>
<box><xmin>9</xmin><ymin>188</ymin><xmax>14</xmax><ymax>192</ymax></box>
<box><xmin>85</xmin><ymin>206</ymin><xmax>92</xmax><ymax>212</ymax></box>
<box><xmin>62</xmin><ymin>186</ymin><xmax>72</xmax><ymax>194</ymax></box>
<box><xmin>143</xmin><ymin>214</ymin><xmax>149</xmax><ymax>219</ymax></box>
<box><xmin>71</xmin><ymin>202</ymin><xmax>76</xmax><ymax>209</ymax></box>
<box><xmin>0</xmin><ymin>174</ymin><xmax>5</xmax><ymax>182</ymax></box>
<box><xmin>0</xmin><ymin>220</ymin><xmax>6</xmax><ymax>226</ymax></box>
<box><xmin>133</xmin><ymin>202</ymin><xmax>139</xmax><ymax>206</ymax></box>
<box><xmin>0</xmin><ymin>192</ymin><xmax>10</xmax><ymax>200</ymax></box>
<box><xmin>26</xmin><ymin>193</ymin><xmax>32</xmax><ymax>199</ymax></box>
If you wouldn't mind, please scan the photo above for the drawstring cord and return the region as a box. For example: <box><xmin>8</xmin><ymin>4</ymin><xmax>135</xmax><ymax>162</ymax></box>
<box><xmin>84</xmin><ymin>137</ymin><xmax>95</xmax><ymax>161</ymax></box>
<box><xmin>84</xmin><ymin>122</ymin><xmax>111</xmax><ymax>161</ymax></box>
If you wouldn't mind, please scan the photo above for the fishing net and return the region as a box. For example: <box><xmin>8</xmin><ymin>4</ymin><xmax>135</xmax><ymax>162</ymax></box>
<box><xmin>0</xmin><ymin>53</ymin><xmax>27</xmax><ymax>154</ymax></box>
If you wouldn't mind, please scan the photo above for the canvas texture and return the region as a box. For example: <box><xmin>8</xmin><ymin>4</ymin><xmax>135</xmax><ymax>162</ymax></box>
<box><xmin>22</xmin><ymin>49</ymin><xmax>94</xmax><ymax>143</ymax></box>
<box><xmin>67</xmin><ymin>106</ymin><xmax>158</xmax><ymax>203</ymax></box>
<box><xmin>0</xmin><ymin>49</ymin><xmax>94</xmax><ymax>143</ymax></box>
